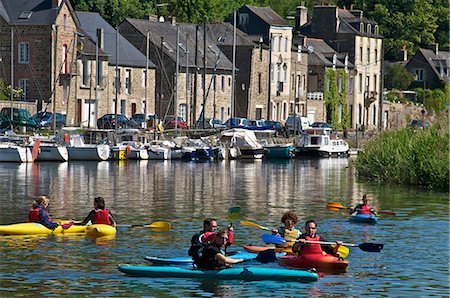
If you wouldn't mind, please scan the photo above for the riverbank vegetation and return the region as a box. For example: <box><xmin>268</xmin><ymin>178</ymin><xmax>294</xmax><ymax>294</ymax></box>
<box><xmin>354</xmin><ymin>111</ymin><xmax>449</xmax><ymax>191</ymax></box>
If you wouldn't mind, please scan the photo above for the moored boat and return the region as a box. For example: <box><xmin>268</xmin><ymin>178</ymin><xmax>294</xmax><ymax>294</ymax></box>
<box><xmin>0</xmin><ymin>143</ymin><xmax>32</xmax><ymax>162</ymax></box>
<box><xmin>349</xmin><ymin>213</ymin><xmax>379</xmax><ymax>224</ymax></box>
<box><xmin>279</xmin><ymin>254</ymin><xmax>349</xmax><ymax>273</ymax></box>
<box><xmin>118</xmin><ymin>265</ymin><xmax>319</xmax><ymax>282</ymax></box>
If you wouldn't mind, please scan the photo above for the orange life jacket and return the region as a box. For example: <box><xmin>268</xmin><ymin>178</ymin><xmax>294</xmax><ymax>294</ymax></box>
<box><xmin>93</xmin><ymin>209</ymin><xmax>111</xmax><ymax>225</ymax></box>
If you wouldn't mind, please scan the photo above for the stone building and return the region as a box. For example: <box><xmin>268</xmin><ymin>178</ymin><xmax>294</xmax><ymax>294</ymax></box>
<box><xmin>206</xmin><ymin>22</ymin><xmax>269</xmax><ymax>120</ymax></box>
<box><xmin>118</xmin><ymin>17</ymin><xmax>233</xmax><ymax>127</ymax></box>
<box><xmin>77</xmin><ymin>12</ymin><xmax>157</xmax><ymax>127</ymax></box>
<box><xmin>0</xmin><ymin>0</ymin><xmax>82</xmax><ymax>123</ymax></box>
<box><xmin>228</xmin><ymin>5</ymin><xmax>295</xmax><ymax>122</ymax></box>
<box><xmin>297</xmin><ymin>5</ymin><xmax>383</xmax><ymax>130</ymax></box>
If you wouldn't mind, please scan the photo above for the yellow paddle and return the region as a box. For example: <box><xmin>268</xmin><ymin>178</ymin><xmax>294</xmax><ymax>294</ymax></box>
<box><xmin>119</xmin><ymin>221</ymin><xmax>171</xmax><ymax>231</ymax></box>
<box><xmin>242</xmin><ymin>220</ymin><xmax>349</xmax><ymax>258</ymax></box>
<box><xmin>327</xmin><ymin>202</ymin><xmax>397</xmax><ymax>216</ymax></box>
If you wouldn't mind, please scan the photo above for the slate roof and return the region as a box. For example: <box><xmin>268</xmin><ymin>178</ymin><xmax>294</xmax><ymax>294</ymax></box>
<box><xmin>76</xmin><ymin>11</ymin><xmax>156</xmax><ymax>68</ymax></box>
<box><xmin>408</xmin><ymin>48</ymin><xmax>450</xmax><ymax>82</ymax></box>
<box><xmin>0</xmin><ymin>0</ymin><xmax>61</xmax><ymax>25</ymax></box>
<box><xmin>244</xmin><ymin>5</ymin><xmax>290</xmax><ymax>27</ymax></box>
<box><xmin>123</xmin><ymin>18</ymin><xmax>233</xmax><ymax>71</ymax></box>
<box><xmin>305</xmin><ymin>38</ymin><xmax>354</xmax><ymax>69</ymax></box>
<box><xmin>206</xmin><ymin>22</ymin><xmax>258</xmax><ymax>47</ymax></box>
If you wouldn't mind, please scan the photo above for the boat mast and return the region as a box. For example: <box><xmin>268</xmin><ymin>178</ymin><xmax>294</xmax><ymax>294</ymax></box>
<box><xmin>231</xmin><ymin>8</ymin><xmax>236</xmax><ymax>118</ymax></box>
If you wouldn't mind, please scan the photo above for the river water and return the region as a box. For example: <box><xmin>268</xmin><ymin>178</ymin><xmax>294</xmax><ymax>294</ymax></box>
<box><xmin>0</xmin><ymin>158</ymin><xmax>448</xmax><ymax>297</ymax></box>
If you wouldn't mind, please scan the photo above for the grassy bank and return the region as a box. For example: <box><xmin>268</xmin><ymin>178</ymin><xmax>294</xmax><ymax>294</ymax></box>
<box><xmin>354</xmin><ymin>112</ymin><xmax>449</xmax><ymax>191</ymax></box>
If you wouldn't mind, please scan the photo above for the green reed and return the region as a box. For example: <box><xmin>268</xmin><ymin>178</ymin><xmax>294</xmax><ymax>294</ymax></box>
<box><xmin>354</xmin><ymin>120</ymin><xmax>449</xmax><ymax>191</ymax></box>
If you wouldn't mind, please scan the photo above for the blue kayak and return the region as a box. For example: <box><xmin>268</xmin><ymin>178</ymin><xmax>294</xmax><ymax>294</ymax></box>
<box><xmin>349</xmin><ymin>213</ymin><xmax>379</xmax><ymax>224</ymax></box>
<box><xmin>144</xmin><ymin>251</ymin><xmax>285</xmax><ymax>265</ymax></box>
<box><xmin>118</xmin><ymin>265</ymin><xmax>318</xmax><ymax>282</ymax></box>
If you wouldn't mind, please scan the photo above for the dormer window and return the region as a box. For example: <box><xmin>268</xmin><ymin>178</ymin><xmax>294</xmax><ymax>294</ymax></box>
<box><xmin>360</xmin><ymin>22</ymin><xmax>364</xmax><ymax>33</ymax></box>
<box><xmin>374</xmin><ymin>25</ymin><xmax>379</xmax><ymax>35</ymax></box>
<box><xmin>239</xmin><ymin>13</ymin><xmax>249</xmax><ymax>26</ymax></box>
<box><xmin>367</xmin><ymin>24</ymin><xmax>371</xmax><ymax>34</ymax></box>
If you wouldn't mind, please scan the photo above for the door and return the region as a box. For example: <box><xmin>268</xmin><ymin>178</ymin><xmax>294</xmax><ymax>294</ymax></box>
<box><xmin>82</xmin><ymin>99</ymin><xmax>96</xmax><ymax>128</ymax></box>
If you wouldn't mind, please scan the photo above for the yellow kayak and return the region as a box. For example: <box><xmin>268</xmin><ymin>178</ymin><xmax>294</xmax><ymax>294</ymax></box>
<box><xmin>85</xmin><ymin>224</ymin><xmax>116</xmax><ymax>237</ymax></box>
<box><xmin>0</xmin><ymin>222</ymin><xmax>86</xmax><ymax>235</ymax></box>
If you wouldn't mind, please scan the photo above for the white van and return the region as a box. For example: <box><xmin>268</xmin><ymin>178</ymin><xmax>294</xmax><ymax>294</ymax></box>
<box><xmin>285</xmin><ymin>115</ymin><xmax>310</xmax><ymax>134</ymax></box>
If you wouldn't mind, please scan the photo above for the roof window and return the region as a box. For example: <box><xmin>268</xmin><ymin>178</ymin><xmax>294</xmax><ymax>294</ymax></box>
<box><xmin>19</xmin><ymin>11</ymin><xmax>33</xmax><ymax>19</ymax></box>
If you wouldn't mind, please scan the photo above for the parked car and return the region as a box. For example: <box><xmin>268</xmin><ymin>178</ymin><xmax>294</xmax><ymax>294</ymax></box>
<box><xmin>131</xmin><ymin>113</ymin><xmax>159</xmax><ymax>128</ymax></box>
<box><xmin>310</xmin><ymin>122</ymin><xmax>331</xmax><ymax>129</ymax></box>
<box><xmin>264</xmin><ymin>120</ymin><xmax>288</xmax><ymax>137</ymax></box>
<box><xmin>0</xmin><ymin>107</ymin><xmax>37</xmax><ymax>129</ymax></box>
<box><xmin>164</xmin><ymin>116</ymin><xmax>188</xmax><ymax>129</ymax></box>
<box><xmin>224</xmin><ymin>117</ymin><xmax>250</xmax><ymax>128</ymax></box>
<box><xmin>245</xmin><ymin>120</ymin><xmax>273</xmax><ymax>130</ymax></box>
<box><xmin>285</xmin><ymin>114</ymin><xmax>310</xmax><ymax>134</ymax></box>
<box><xmin>33</xmin><ymin>112</ymin><xmax>66</xmax><ymax>128</ymax></box>
<box><xmin>97</xmin><ymin>114</ymin><xmax>139</xmax><ymax>129</ymax></box>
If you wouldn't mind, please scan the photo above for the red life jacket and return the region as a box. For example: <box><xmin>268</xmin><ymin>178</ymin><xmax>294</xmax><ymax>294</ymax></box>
<box><xmin>28</xmin><ymin>206</ymin><xmax>51</xmax><ymax>223</ymax></box>
<box><xmin>93</xmin><ymin>209</ymin><xmax>111</xmax><ymax>225</ymax></box>
<box><xmin>357</xmin><ymin>205</ymin><xmax>371</xmax><ymax>215</ymax></box>
<box><xmin>301</xmin><ymin>235</ymin><xmax>324</xmax><ymax>255</ymax></box>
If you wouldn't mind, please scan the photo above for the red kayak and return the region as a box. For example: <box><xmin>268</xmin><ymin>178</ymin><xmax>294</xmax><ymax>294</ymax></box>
<box><xmin>279</xmin><ymin>253</ymin><xmax>349</xmax><ymax>273</ymax></box>
<box><xmin>243</xmin><ymin>245</ymin><xmax>293</xmax><ymax>254</ymax></box>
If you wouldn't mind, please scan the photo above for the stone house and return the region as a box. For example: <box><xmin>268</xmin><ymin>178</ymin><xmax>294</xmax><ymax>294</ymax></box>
<box><xmin>206</xmin><ymin>22</ymin><xmax>269</xmax><ymax>120</ymax></box>
<box><xmin>229</xmin><ymin>5</ymin><xmax>295</xmax><ymax>122</ymax></box>
<box><xmin>297</xmin><ymin>5</ymin><xmax>383</xmax><ymax>130</ymax></box>
<box><xmin>118</xmin><ymin>17</ymin><xmax>233</xmax><ymax>127</ymax></box>
<box><xmin>77</xmin><ymin>12</ymin><xmax>157</xmax><ymax>127</ymax></box>
<box><xmin>406</xmin><ymin>45</ymin><xmax>450</xmax><ymax>90</ymax></box>
<box><xmin>0</xmin><ymin>0</ymin><xmax>83</xmax><ymax>123</ymax></box>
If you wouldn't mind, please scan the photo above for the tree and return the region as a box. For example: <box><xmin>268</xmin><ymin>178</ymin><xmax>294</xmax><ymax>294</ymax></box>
<box><xmin>384</xmin><ymin>64</ymin><xmax>415</xmax><ymax>90</ymax></box>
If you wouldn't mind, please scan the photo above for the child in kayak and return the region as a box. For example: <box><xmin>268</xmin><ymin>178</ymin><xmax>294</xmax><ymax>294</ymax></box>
<box><xmin>272</xmin><ymin>211</ymin><xmax>301</xmax><ymax>248</ymax></box>
<box><xmin>350</xmin><ymin>194</ymin><xmax>377</xmax><ymax>215</ymax></box>
<box><xmin>192</xmin><ymin>229</ymin><xmax>243</xmax><ymax>270</ymax></box>
<box><xmin>74</xmin><ymin>197</ymin><xmax>116</xmax><ymax>227</ymax></box>
<box><xmin>28</xmin><ymin>196</ymin><xmax>59</xmax><ymax>230</ymax></box>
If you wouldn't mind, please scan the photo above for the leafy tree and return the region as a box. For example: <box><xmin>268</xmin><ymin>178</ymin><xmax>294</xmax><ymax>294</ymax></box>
<box><xmin>423</xmin><ymin>89</ymin><xmax>447</xmax><ymax>113</ymax></box>
<box><xmin>384</xmin><ymin>64</ymin><xmax>415</xmax><ymax>90</ymax></box>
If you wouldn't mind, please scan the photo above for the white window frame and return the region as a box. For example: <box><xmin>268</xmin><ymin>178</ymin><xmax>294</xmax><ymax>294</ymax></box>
<box><xmin>125</xmin><ymin>69</ymin><xmax>131</xmax><ymax>94</ymax></box>
<box><xmin>18</xmin><ymin>79</ymin><xmax>29</xmax><ymax>101</ymax></box>
<box><xmin>18</xmin><ymin>42</ymin><xmax>29</xmax><ymax>64</ymax></box>
<box><xmin>414</xmin><ymin>69</ymin><xmax>424</xmax><ymax>81</ymax></box>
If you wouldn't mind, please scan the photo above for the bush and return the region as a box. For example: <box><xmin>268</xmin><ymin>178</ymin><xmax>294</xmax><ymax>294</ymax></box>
<box><xmin>355</xmin><ymin>112</ymin><xmax>449</xmax><ymax>191</ymax></box>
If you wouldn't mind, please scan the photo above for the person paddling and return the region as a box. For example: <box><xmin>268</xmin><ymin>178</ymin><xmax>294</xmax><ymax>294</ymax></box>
<box><xmin>350</xmin><ymin>194</ymin><xmax>376</xmax><ymax>215</ymax></box>
<box><xmin>28</xmin><ymin>196</ymin><xmax>59</xmax><ymax>230</ymax></box>
<box><xmin>192</xmin><ymin>229</ymin><xmax>243</xmax><ymax>270</ymax></box>
<box><xmin>272</xmin><ymin>211</ymin><xmax>301</xmax><ymax>248</ymax></box>
<box><xmin>190</xmin><ymin>218</ymin><xmax>234</xmax><ymax>246</ymax></box>
<box><xmin>73</xmin><ymin>197</ymin><xmax>116</xmax><ymax>227</ymax></box>
<box><xmin>292</xmin><ymin>220</ymin><xmax>342</xmax><ymax>257</ymax></box>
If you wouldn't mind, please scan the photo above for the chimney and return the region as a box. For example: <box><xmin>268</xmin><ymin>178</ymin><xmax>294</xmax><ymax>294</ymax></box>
<box><xmin>97</xmin><ymin>28</ymin><xmax>104</xmax><ymax>50</ymax></box>
<box><xmin>295</xmin><ymin>4</ymin><xmax>308</xmax><ymax>31</ymax></box>
<box><xmin>427</xmin><ymin>43</ymin><xmax>439</xmax><ymax>55</ymax></box>
<box><xmin>144</xmin><ymin>14</ymin><xmax>159</xmax><ymax>22</ymax></box>
<box><xmin>52</xmin><ymin>0</ymin><xmax>62</xmax><ymax>7</ymax></box>
<box><xmin>400</xmin><ymin>44</ymin><xmax>407</xmax><ymax>61</ymax></box>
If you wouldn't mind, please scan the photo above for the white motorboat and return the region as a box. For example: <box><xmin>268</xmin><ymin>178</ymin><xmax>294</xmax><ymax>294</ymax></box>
<box><xmin>146</xmin><ymin>140</ymin><xmax>171</xmax><ymax>160</ymax></box>
<box><xmin>27</xmin><ymin>137</ymin><xmax>68</xmax><ymax>162</ymax></box>
<box><xmin>65</xmin><ymin>134</ymin><xmax>110</xmax><ymax>161</ymax></box>
<box><xmin>220</xmin><ymin>129</ymin><xmax>265</xmax><ymax>159</ymax></box>
<box><xmin>121</xmin><ymin>142</ymin><xmax>149</xmax><ymax>160</ymax></box>
<box><xmin>296</xmin><ymin>128</ymin><xmax>349</xmax><ymax>157</ymax></box>
<box><xmin>0</xmin><ymin>142</ymin><xmax>32</xmax><ymax>162</ymax></box>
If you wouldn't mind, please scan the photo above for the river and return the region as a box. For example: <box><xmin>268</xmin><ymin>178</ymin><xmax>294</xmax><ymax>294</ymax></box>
<box><xmin>0</xmin><ymin>158</ymin><xmax>448</xmax><ymax>297</ymax></box>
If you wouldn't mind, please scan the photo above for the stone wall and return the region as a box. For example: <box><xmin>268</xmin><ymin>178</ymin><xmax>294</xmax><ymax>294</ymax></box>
<box><xmin>383</xmin><ymin>101</ymin><xmax>430</xmax><ymax>130</ymax></box>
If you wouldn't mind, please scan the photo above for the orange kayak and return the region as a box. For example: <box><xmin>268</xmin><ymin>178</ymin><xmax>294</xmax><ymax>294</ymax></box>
<box><xmin>279</xmin><ymin>254</ymin><xmax>349</xmax><ymax>273</ymax></box>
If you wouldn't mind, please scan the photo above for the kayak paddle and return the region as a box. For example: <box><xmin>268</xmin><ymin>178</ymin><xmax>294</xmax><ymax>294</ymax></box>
<box><xmin>228</xmin><ymin>207</ymin><xmax>241</xmax><ymax>222</ymax></box>
<box><xmin>327</xmin><ymin>202</ymin><xmax>397</xmax><ymax>216</ymax></box>
<box><xmin>118</xmin><ymin>221</ymin><xmax>171</xmax><ymax>231</ymax></box>
<box><xmin>239</xmin><ymin>220</ymin><xmax>269</xmax><ymax>231</ymax></box>
<box><xmin>262</xmin><ymin>234</ymin><xmax>383</xmax><ymax>253</ymax></box>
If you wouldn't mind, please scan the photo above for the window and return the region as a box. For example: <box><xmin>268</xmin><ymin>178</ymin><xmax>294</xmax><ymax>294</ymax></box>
<box><xmin>372</xmin><ymin>105</ymin><xmax>376</xmax><ymax>125</ymax></box>
<box><xmin>213</xmin><ymin>76</ymin><xmax>216</xmax><ymax>91</ymax></box>
<box><xmin>414</xmin><ymin>69</ymin><xmax>424</xmax><ymax>81</ymax></box>
<box><xmin>373</xmin><ymin>74</ymin><xmax>377</xmax><ymax>91</ymax></box>
<box><xmin>367</xmin><ymin>48</ymin><xmax>370</xmax><ymax>64</ymax></box>
<box><xmin>367</xmin><ymin>24</ymin><xmax>371</xmax><ymax>34</ymax></box>
<box><xmin>338</xmin><ymin>75</ymin><xmax>342</xmax><ymax>92</ymax></box>
<box><xmin>375</xmin><ymin>49</ymin><xmax>378</xmax><ymax>64</ymax></box>
<box><xmin>278</xmin><ymin>36</ymin><xmax>282</xmax><ymax>52</ymax></box>
<box><xmin>82</xmin><ymin>60</ymin><xmax>89</xmax><ymax>86</ymax></box>
<box><xmin>63</xmin><ymin>14</ymin><xmax>67</xmax><ymax>30</ymax></box>
<box><xmin>97</xmin><ymin>61</ymin><xmax>103</xmax><ymax>87</ymax></box>
<box><xmin>18</xmin><ymin>79</ymin><xmax>29</xmax><ymax>101</ymax></box>
<box><xmin>359</xmin><ymin>74</ymin><xmax>363</xmax><ymax>93</ymax></box>
<box><xmin>221</xmin><ymin>76</ymin><xmax>225</xmax><ymax>91</ymax></box>
<box><xmin>18</xmin><ymin>43</ymin><xmax>29</xmax><ymax>64</ymax></box>
<box><xmin>366</xmin><ymin>75</ymin><xmax>370</xmax><ymax>91</ymax></box>
<box><xmin>258</xmin><ymin>73</ymin><xmax>262</xmax><ymax>93</ymax></box>
<box><xmin>62</xmin><ymin>44</ymin><xmax>68</xmax><ymax>73</ymax></box>
<box><xmin>359</xmin><ymin>47</ymin><xmax>363</xmax><ymax>63</ymax></box>
<box><xmin>285</xmin><ymin>37</ymin><xmax>289</xmax><ymax>53</ymax></box>
<box><xmin>120</xmin><ymin>99</ymin><xmax>126</xmax><ymax>115</ymax></box>
<box><xmin>239</xmin><ymin>13</ymin><xmax>249</xmax><ymax>26</ymax></box>
<box><xmin>277</xmin><ymin>64</ymin><xmax>281</xmax><ymax>83</ymax></box>
<box><xmin>179</xmin><ymin>104</ymin><xmax>187</xmax><ymax>121</ymax></box>
<box><xmin>116</xmin><ymin>69</ymin><xmax>121</xmax><ymax>94</ymax></box>
<box><xmin>125</xmin><ymin>69</ymin><xmax>131</xmax><ymax>94</ymax></box>
<box><xmin>142</xmin><ymin>70</ymin><xmax>146</xmax><ymax>87</ymax></box>
<box><xmin>270</xmin><ymin>64</ymin><xmax>274</xmax><ymax>82</ymax></box>
<box><xmin>283</xmin><ymin>64</ymin><xmax>287</xmax><ymax>82</ymax></box>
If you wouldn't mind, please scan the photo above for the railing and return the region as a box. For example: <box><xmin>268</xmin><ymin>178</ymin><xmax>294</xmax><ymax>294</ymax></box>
<box><xmin>307</xmin><ymin>92</ymin><xmax>324</xmax><ymax>100</ymax></box>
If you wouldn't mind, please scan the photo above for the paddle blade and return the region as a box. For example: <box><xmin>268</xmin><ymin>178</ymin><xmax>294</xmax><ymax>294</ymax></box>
<box><xmin>149</xmin><ymin>221</ymin><xmax>171</xmax><ymax>231</ymax></box>
<box><xmin>327</xmin><ymin>207</ymin><xmax>342</xmax><ymax>212</ymax></box>
<box><xmin>358</xmin><ymin>243</ymin><xmax>384</xmax><ymax>252</ymax></box>
<box><xmin>228</xmin><ymin>207</ymin><xmax>241</xmax><ymax>221</ymax></box>
<box><xmin>240</xmin><ymin>221</ymin><xmax>269</xmax><ymax>231</ymax></box>
<box><xmin>333</xmin><ymin>244</ymin><xmax>350</xmax><ymax>259</ymax></box>
<box><xmin>378</xmin><ymin>210</ymin><xmax>396</xmax><ymax>216</ymax></box>
<box><xmin>262</xmin><ymin>234</ymin><xmax>286</xmax><ymax>245</ymax></box>
<box><xmin>327</xmin><ymin>202</ymin><xmax>348</xmax><ymax>210</ymax></box>
<box><xmin>61</xmin><ymin>223</ymin><xmax>73</xmax><ymax>230</ymax></box>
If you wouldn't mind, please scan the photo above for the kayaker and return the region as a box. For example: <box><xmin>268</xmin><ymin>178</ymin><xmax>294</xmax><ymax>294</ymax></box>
<box><xmin>350</xmin><ymin>194</ymin><xmax>377</xmax><ymax>215</ymax></box>
<box><xmin>28</xmin><ymin>196</ymin><xmax>59</xmax><ymax>230</ymax></box>
<box><xmin>73</xmin><ymin>197</ymin><xmax>116</xmax><ymax>227</ymax></box>
<box><xmin>192</xmin><ymin>229</ymin><xmax>244</xmax><ymax>270</ymax></box>
<box><xmin>272</xmin><ymin>211</ymin><xmax>301</xmax><ymax>248</ymax></box>
<box><xmin>292</xmin><ymin>220</ymin><xmax>342</xmax><ymax>257</ymax></box>
<box><xmin>189</xmin><ymin>218</ymin><xmax>234</xmax><ymax>246</ymax></box>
